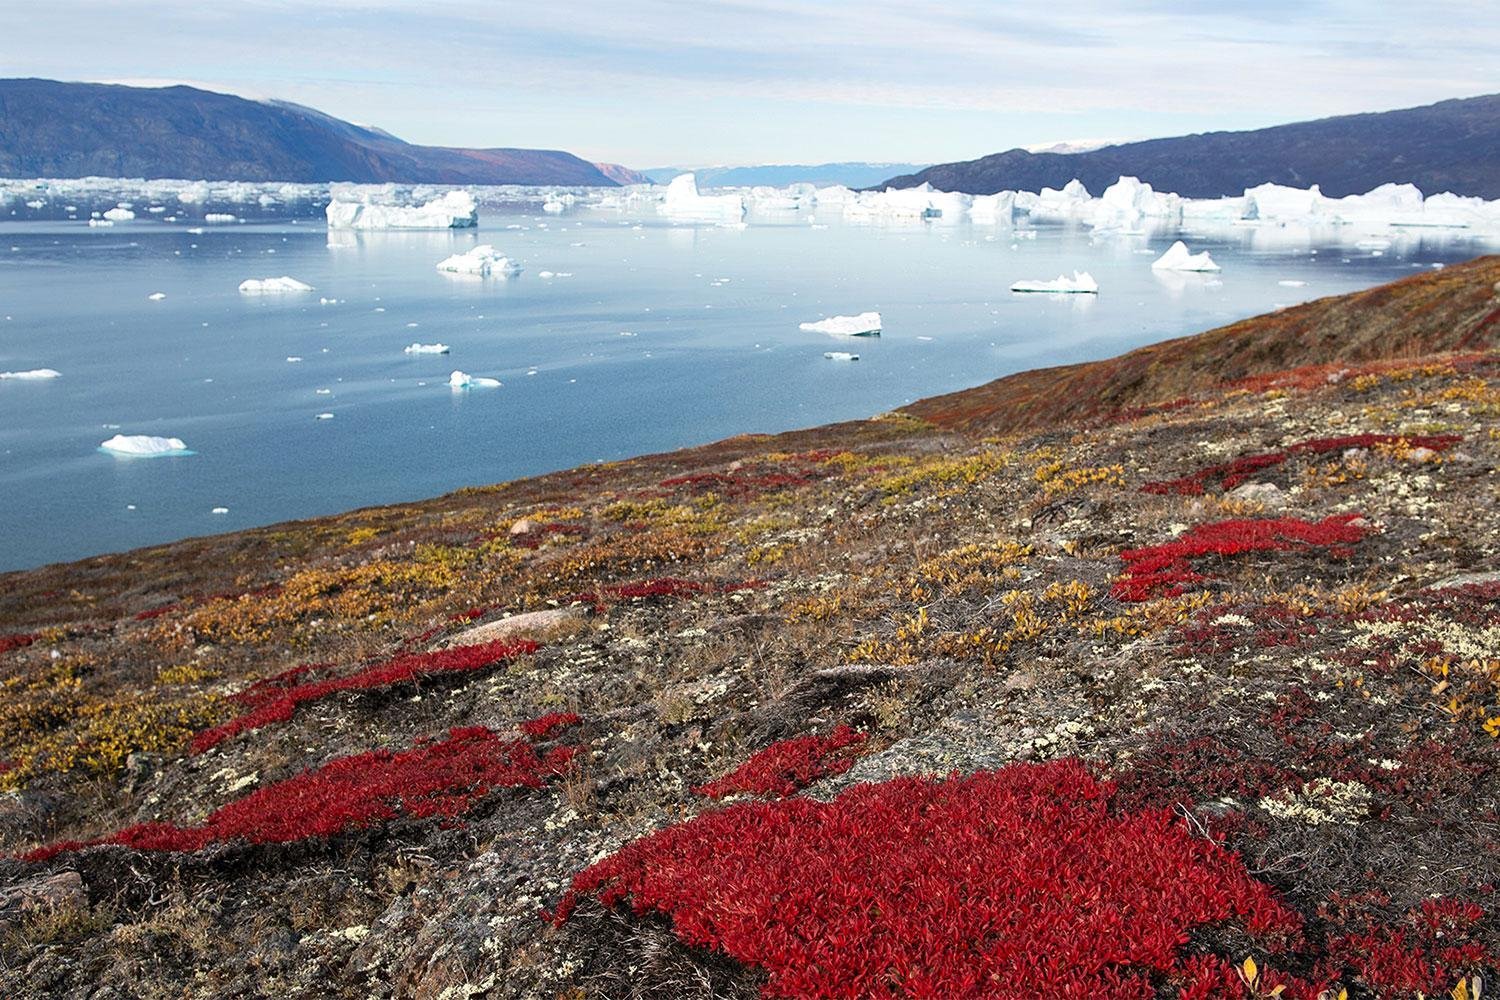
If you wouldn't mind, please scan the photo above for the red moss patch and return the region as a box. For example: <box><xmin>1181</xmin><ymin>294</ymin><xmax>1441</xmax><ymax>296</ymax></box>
<box><xmin>1112</xmin><ymin>515</ymin><xmax>1371</xmax><ymax>602</ymax></box>
<box><xmin>0</xmin><ymin>633</ymin><xmax>37</xmax><ymax>656</ymax></box>
<box><xmin>553</xmin><ymin>759</ymin><xmax>1301</xmax><ymax>998</ymax></box>
<box><xmin>25</xmin><ymin>719</ymin><xmax>579</xmax><ymax>863</ymax></box>
<box><xmin>191</xmin><ymin>639</ymin><xmax>538</xmax><ymax>753</ymax></box>
<box><xmin>694</xmin><ymin>725</ymin><xmax>867</xmax><ymax>799</ymax></box>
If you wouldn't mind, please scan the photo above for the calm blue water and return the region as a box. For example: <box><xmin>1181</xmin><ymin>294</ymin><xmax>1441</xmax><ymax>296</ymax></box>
<box><xmin>0</xmin><ymin>198</ymin><xmax>1490</xmax><ymax>571</ymax></box>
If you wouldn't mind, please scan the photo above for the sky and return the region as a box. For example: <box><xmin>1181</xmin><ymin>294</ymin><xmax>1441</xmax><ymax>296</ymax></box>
<box><xmin>2</xmin><ymin>1</ymin><xmax>1497</xmax><ymax>168</ymax></box>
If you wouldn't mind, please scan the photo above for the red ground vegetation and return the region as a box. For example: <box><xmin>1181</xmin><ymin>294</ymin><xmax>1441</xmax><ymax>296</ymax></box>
<box><xmin>694</xmin><ymin>726</ymin><xmax>866</xmax><ymax>799</ymax></box>
<box><xmin>0</xmin><ymin>633</ymin><xmax>36</xmax><ymax>656</ymax></box>
<box><xmin>1141</xmin><ymin>434</ymin><xmax>1463</xmax><ymax>495</ymax></box>
<box><xmin>24</xmin><ymin>719</ymin><xmax>580</xmax><ymax>863</ymax></box>
<box><xmin>553</xmin><ymin>759</ymin><xmax>1303</xmax><ymax>998</ymax></box>
<box><xmin>191</xmin><ymin>639</ymin><xmax>538</xmax><ymax>753</ymax></box>
<box><xmin>1112</xmin><ymin>515</ymin><xmax>1371</xmax><ymax>602</ymax></box>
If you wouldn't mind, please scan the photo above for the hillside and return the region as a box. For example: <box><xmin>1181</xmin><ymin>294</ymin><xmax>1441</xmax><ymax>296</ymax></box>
<box><xmin>0</xmin><ymin>79</ymin><xmax>619</xmax><ymax>186</ymax></box>
<box><xmin>882</xmin><ymin>94</ymin><xmax>1500</xmax><ymax>198</ymax></box>
<box><xmin>1</xmin><ymin>261</ymin><xmax>1499</xmax><ymax>998</ymax></box>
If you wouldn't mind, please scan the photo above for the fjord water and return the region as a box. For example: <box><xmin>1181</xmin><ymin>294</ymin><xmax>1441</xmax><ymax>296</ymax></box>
<box><xmin>0</xmin><ymin>202</ymin><xmax>1487</xmax><ymax>570</ymax></box>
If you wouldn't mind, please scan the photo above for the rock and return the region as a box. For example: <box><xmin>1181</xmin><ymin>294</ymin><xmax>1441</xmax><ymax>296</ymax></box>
<box><xmin>0</xmin><ymin>870</ymin><xmax>86</xmax><ymax>925</ymax></box>
<box><xmin>508</xmin><ymin>519</ymin><xmax>535</xmax><ymax>536</ymax></box>
<box><xmin>1226</xmin><ymin>481</ymin><xmax>1285</xmax><ymax>506</ymax></box>
<box><xmin>1429</xmin><ymin>570</ymin><xmax>1500</xmax><ymax>592</ymax></box>
<box><xmin>1407</xmin><ymin>447</ymin><xmax>1438</xmax><ymax>463</ymax></box>
<box><xmin>439</xmin><ymin>607</ymin><xmax>584</xmax><ymax>649</ymax></box>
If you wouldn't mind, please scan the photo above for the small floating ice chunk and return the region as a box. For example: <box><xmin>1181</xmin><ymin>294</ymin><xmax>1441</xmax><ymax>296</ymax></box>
<box><xmin>87</xmin><ymin>219</ymin><xmax>114</xmax><ymax>228</ymax></box>
<box><xmin>542</xmin><ymin>200</ymin><xmax>565</xmax><ymax>213</ymax></box>
<box><xmin>799</xmin><ymin>311</ymin><xmax>882</xmax><ymax>336</ymax></box>
<box><xmin>1010</xmin><ymin>271</ymin><xmax>1099</xmax><ymax>294</ymax></box>
<box><xmin>239</xmin><ymin>276</ymin><xmax>313</xmax><ymax>294</ymax></box>
<box><xmin>448</xmin><ymin>370</ymin><xmax>501</xmax><ymax>389</ymax></box>
<box><xmin>1277</xmin><ymin>280</ymin><xmax>1308</xmax><ymax>288</ymax></box>
<box><xmin>204</xmin><ymin>213</ymin><xmax>236</xmax><ymax>223</ymax></box>
<box><xmin>286</xmin><ymin>356</ymin><xmax>303</xmax><ymax>363</ymax></box>
<box><xmin>824</xmin><ymin>351</ymin><xmax>860</xmax><ymax>361</ymax></box>
<box><xmin>100</xmin><ymin>434</ymin><xmax>191</xmax><ymax>457</ymax></box>
<box><xmin>0</xmin><ymin>368</ymin><xmax>62</xmax><ymax>380</ymax></box>
<box><xmin>1150</xmin><ymin>240</ymin><xmax>1220</xmax><ymax>272</ymax></box>
<box><xmin>404</xmin><ymin>342</ymin><xmax>450</xmax><ymax>355</ymax></box>
<box><xmin>435</xmin><ymin>245</ymin><xmax>521</xmax><ymax>277</ymax></box>
<box><xmin>102</xmin><ymin>207</ymin><xmax>135</xmax><ymax>222</ymax></box>
<box><xmin>211</xmin><ymin>507</ymin><xmax>229</xmax><ymax>514</ymax></box>
<box><xmin>148</xmin><ymin>291</ymin><xmax>167</xmax><ymax>301</ymax></box>
<box><xmin>316</xmin><ymin>412</ymin><xmax>334</xmax><ymax>420</ymax></box>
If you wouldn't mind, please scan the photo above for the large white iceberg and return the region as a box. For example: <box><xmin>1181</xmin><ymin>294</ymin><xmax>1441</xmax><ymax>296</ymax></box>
<box><xmin>800</xmin><ymin>311</ymin><xmax>883</xmax><ymax>336</ymax></box>
<box><xmin>239</xmin><ymin>276</ymin><xmax>314</xmax><ymax>294</ymax></box>
<box><xmin>326</xmin><ymin>190</ymin><xmax>479</xmax><ymax>230</ymax></box>
<box><xmin>1093</xmin><ymin>176</ymin><xmax>1182</xmax><ymax>230</ymax></box>
<box><xmin>842</xmin><ymin>183</ymin><xmax>970</xmax><ymax>224</ymax></box>
<box><xmin>970</xmin><ymin>191</ymin><xmax>1017</xmax><ymax>224</ymax></box>
<box><xmin>102</xmin><ymin>206</ymin><xmax>135</xmax><ymax>222</ymax></box>
<box><xmin>659</xmin><ymin>174</ymin><xmax>745</xmax><ymax>222</ymax></box>
<box><xmin>0</xmin><ymin>368</ymin><xmax>62</xmax><ymax>380</ymax></box>
<box><xmin>435</xmin><ymin>244</ymin><xmax>521</xmax><ymax>277</ymax></box>
<box><xmin>100</xmin><ymin>434</ymin><xmax>191</xmax><ymax>457</ymax></box>
<box><xmin>1010</xmin><ymin>271</ymin><xmax>1099</xmax><ymax>294</ymax></box>
<box><xmin>405</xmin><ymin>342</ymin><xmax>451</xmax><ymax>355</ymax></box>
<box><xmin>449</xmin><ymin>370</ymin><xmax>501</xmax><ymax>389</ymax></box>
<box><xmin>1151</xmin><ymin>240</ymin><xmax>1221</xmax><ymax>272</ymax></box>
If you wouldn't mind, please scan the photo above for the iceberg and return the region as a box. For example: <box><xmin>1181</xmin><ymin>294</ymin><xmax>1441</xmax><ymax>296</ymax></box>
<box><xmin>148</xmin><ymin>291</ymin><xmax>167</xmax><ymax>301</ymax></box>
<box><xmin>823</xmin><ymin>351</ymin><xmax>860</xmax><ymax>361</ymax></box>
<box><xmin>1010</xmin><ymin>271</ymin><xmax>1099</xmax><ymax>294</ymax></box>
<box><xmin>204</xmin><ymin>213</ymin><xmax>236</xmax><ymax>223</ymax></box>
<box><xmin>99</xmin><ymin>434</ymin><xmax>191</xmax><ymax>457</ymax></box>
<box><xmin>102</xmin><ymin>206</ymin><xmax>135</xmax><ymax>222</ymax></box>
<box><xmin>660</xmin><ymin>174</ymin><xmax>746</xmax><ymax>222</ymax></box>
<box><xmin>970</xmin><ymin>191</ymin><xmax>1017</xmax><ymax>224</ymax></box>
<box><xmin>1151</xmin><ymin>241</ymin><xmax>1221</xmax><ymax>272</ymax></box>
<box><xmin>542</xmin><ymin>200</ymin><xmax>565</xmax><ymax>213</ymax></box>
<box><xmin>0</xmin><ymin>368</ymin><xmax>62</xmax><ymax>380</ymax></box>
<box><xmin>1093</xmin><ymin>176</ymin><xmax>1181</xmax><ymax>230</ymax></box>
<box><xmin>799</xmin><ymin>312</ymin><xmax>883</xmax><ymax>336</ymax></box>
<box><xmin>326</xmin><ymin>190</ymin><xmax>479</xmax><ymax>230</ymax></box>
<box><xmin>404</xmin><ymin>342</ymin><xmax>451</xmax><ymax>355</ymax></box>
<box><xmin>448</xmin><ymin>370</ymin><xmax>501</xmax><ymax>389</ymax></box>
<box><xmin>239</xmin><ymin>276</ymin><xmax>314</xmax><ymax>294</ymax></box>
<box><xmin>435</xmin><ymin>245</ymin><xmax>521</xmax><ymax>277</ymax></box>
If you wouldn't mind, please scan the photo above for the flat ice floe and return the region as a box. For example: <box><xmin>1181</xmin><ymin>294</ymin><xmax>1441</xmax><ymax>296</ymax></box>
<box><xmin>1011</xmin><ymin>271</ymin><xmax>1100</xmax><ymax>294</ymax></box>
<box><xmin>823</xmin><ymin>351</ymin><xmax>860</xmax><ymax>361</ymax></box>
<box><xmin>327</xmin><ymin>190</ymin><xmax>479</xmax><ymax>230</ymax></box>
<box><xmin>99</xmin><ymin>434</ymin><xmax>191</xmax><ymax>457</ymax></box>
<box><xmin>448</xmin><ymin>370</ymin><xmax>501</xmax><ymax>389</ymax></box>
<box><xmin>1151</xmin><ymin>241</ymin><xmax>1221</xmax><ymax>272</ymax></box>
<box><xmin>404</xmin><ymin>342</ymin><xmax>451</xmax><ymax>355</ymax></box>
<box><xmin>435</xmin><ymin>245</ymin><xmax>521</xmax><ymax>277</ymax></box>
<box><xmin>0</xmin><ymin>368</ymin><xmax>62</xmax><ymax>380</ymax></box>
<box><xmin>800</xmin><ymin>311</ymin><xmax>883</xmax><ymax>336</ymax></box>
<box><xmin>239</xmin><ymin>276</ymin><xmax>314</xmax><ymax>294</ymax></box>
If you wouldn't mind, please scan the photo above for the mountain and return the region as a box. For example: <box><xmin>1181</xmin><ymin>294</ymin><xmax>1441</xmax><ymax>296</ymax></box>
<box><xmin>593</xmin><ymin>162</ymin><xmax>652</xmax><ymax>185</ymax></box>
<box><xmin>3</xmin><ymin>258</ymin><xmax>1499</xmax><ymax>998</ymax></box>
<box><xmin>0</xmin><ymin>78</ymin><xmax>620</xmax><ymax>186</ymax></box>
<box><xmin>644</xmin><ymin>162</ymin><xmax>929</xmax><ymax>188</ymax></box>
<box><xmin>881</xmin><ymin>94</ymin><xmax>1500</xmax><ymax>198</ymax></box>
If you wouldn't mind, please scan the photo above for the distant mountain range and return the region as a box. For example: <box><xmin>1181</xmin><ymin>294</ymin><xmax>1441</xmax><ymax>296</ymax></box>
<box><xmin>882</xmin><ymin>94</ymin><xmax>1500</xmax><ymax>199</ymax></box>
<box><xmin>644</xmin><ymin>162</ymin><xmax>929</xmax><ymax>189</ymax></box>
<box><xmin>0</xmin><ymin>78</ymin><xmax>622</xmax><ymax>186</ymax></box>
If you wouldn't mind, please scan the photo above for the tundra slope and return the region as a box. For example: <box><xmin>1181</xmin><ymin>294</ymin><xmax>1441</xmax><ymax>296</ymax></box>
<box><xmin>1</xmin><ymin>258</ymin><xmax>1500</xmax><ymax>998</ymax></box>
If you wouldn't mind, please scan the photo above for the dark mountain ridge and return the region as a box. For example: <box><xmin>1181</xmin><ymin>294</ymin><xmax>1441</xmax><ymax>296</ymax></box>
<box><xmin>882</xmin><ymin>94</ymin><xmax>1500</xmax><ymax>198</ymax></box>
<box><xmin>0</xmin><ymin>78</ymin><xmax>619</xmax><ymax>186</ymax></box>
